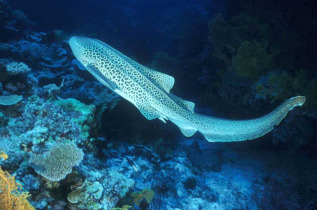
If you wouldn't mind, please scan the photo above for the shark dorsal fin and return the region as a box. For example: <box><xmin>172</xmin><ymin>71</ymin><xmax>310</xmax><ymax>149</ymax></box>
<box><xmin>94</xmin><ymin>40</ymin><xmax>175</xmax><ymax>93</ymax></box>
<box><xmin>170</xmin><ymin>93</ymin><xmax>195</xmax><ymax>113</ymax></box>
<box><xmin>139</xmin><ymin>67</ymin><xmax>175</xmax><ymax>93</ymax></box>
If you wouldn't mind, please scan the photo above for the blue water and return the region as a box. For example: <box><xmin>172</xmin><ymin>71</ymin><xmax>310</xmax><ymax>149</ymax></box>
<box><xmin>0</xmin><ymin>0</ymin><xmax>316</xmax><ymax>209</ymax></box>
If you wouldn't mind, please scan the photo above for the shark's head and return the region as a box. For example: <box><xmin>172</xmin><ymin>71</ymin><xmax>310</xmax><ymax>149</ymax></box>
<box><xmin>69</xmin><ymin>36</ymin><xmax>100</xmax><ymax>67</ymax></box>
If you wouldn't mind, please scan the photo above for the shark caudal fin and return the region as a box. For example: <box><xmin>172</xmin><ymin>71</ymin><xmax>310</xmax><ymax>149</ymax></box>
<box><xmin>198</xmin><ymin>96</ymin><xmax>306</xmax><ymax>142</ymax></box>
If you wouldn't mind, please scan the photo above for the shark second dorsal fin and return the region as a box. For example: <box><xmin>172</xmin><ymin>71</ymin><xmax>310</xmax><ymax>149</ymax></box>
<box><xmin>169</xmin><ymin>93</ymin><xmax>195</xmax><ymax>113</ymax></box>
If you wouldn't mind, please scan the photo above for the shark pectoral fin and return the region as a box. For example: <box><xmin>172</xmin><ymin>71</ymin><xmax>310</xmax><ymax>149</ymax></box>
<box><xmin>140</xmin><ymin>68</ymin><xmax>175</xmax><ymax>93</ymax></box>
<box><xmin>169</xmin><ymin>93</ymin><xmax>195</xmax><ymax>113</ymax></box>
<box><xmin>135</xmin><ymin>103</ymin><xmax>162</xmax><ymax>120</ymax></box>
<box><xmin>86</xmin><ymin>64</ymin><xmax>119</xmax><ymax>91</ymax></box>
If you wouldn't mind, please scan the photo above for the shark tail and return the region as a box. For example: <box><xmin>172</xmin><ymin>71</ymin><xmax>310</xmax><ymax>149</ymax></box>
<box><xmin>196</xmin><ymin>96</ymin><xmax>306</xmax><ymax>142</ymax></box>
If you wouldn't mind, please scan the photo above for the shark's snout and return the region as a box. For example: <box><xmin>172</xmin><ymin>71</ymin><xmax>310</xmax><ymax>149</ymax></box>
<box><xmin>69</xmin><ymin>36</ymin><xmax>89</xmax><ymax>64</ymax></box>
<box><xmin>69</xmin><ymin>36</ymin><xmax>100</xmax><ymax>68</ymax></box>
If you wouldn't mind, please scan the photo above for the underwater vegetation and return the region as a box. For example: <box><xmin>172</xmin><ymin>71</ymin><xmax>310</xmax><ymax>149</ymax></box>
<box><xmin>0</xmin><ymin>0</ymin><xmax>316</xmax><ymax>209</ymax></box>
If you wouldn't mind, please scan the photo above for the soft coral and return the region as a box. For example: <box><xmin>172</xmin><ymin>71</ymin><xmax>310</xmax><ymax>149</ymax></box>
<box><xmin>0</xmin><ymin>152</ymin><xmax>35</xmax><ymax>210</ymax></box>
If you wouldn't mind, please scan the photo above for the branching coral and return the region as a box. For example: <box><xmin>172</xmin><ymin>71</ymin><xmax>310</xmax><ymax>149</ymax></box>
<box><xmin>5</xmin><ymin>62</ymin><xmax>31</xmax><ymax>75</ymax></box>
<box><xmin>0</xmin><ymin>152</ymin><xmax>35</xmax><ymax>210</ymax></box>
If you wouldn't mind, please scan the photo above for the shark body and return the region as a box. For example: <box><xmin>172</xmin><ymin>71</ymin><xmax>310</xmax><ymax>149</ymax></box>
<box><xmin>69</xmin><ymin>36</ymin><xmax>305</xmax><ymax>142</ymax></box>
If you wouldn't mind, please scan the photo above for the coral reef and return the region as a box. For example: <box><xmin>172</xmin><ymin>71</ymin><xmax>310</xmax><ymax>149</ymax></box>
<box><xmin>130</xmin><ymin>188</ymin><xmax>155</xmax><ymax>206</ymax></box>
<box><xmin>0</xmin><ymin>153</ymin><xmax>35</xmax><ymax>210</ymax></box>
<box><xmin>0</xmin><ymin>0</ymin><xmax>31</xmax><ymax>41</ymax></box>
<box><xmin>68</xmin><ymin>152</ymin><xmax>136</xmax><ymax>210</ymax></box>
<box><xmin>254</xmin><ymin>70</ymin><xmax>317</xmax><ymax>110</ymax></box>
<box><xmin>118</xmin><ymin>188</ymin><xmax>155</xmax><ymax>208</ymax></box>
<box><xmin>5</xmin><ymin>62</ymin><xmax>31</xmax><ymax>75</ymax></box>
<box><xmin>67</xmin><ymin>181</ymin><xmax>104</xmax><ymax>209</ymax></box>
<box><xmin>0</xmin><ymin>94</ymin><xmax>23</xmax><ymax>106</ymax></box>
<box><xmin>29</xmin><ymin>141</ymin><xmax>84</xmax><ymax>181</ymax></box>
<box><xmin>3</xmin><ymin>96</ymin><xmax>96</xmax><ymax>146</ymax></box>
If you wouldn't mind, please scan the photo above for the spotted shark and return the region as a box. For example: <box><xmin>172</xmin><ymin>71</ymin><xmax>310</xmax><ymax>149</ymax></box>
<box><xmin>69</xmin><ymin>36</ymin><xmax>305</xmax><ymax>142</ymax></box>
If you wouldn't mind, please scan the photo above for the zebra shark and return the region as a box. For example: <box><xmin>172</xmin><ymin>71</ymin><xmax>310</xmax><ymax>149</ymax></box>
<box><xmin>69</xmin><ymin>36</ymin><xmax>305</xmax><ymax>142</ymax></box>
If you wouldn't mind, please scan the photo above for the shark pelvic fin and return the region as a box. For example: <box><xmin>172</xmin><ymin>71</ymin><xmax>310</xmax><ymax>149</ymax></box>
<box><xmin>135</xmin><ymin>103</ymin><xmax>162</xmax><ymax>120</ymax></box>
<box><xmin>140</xmin><ymin>68</ymin><xmax>175</xmax><ymax>93</ymax></box>
<box><xmin>170</xmin><ymin>93</ymin><xmax>195</xmax><ymax>113</ymax></box>
<box><xmin>179</xmin><ymin>127</ymin><xmax>197</xmax><ymax>137</ymax></box>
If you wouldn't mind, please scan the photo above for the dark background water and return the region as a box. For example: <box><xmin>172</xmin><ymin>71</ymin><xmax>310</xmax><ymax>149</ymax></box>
<box><xmin>10</xmin><ymin>0</ymin><xmax>219</xmax><ymax>60</ymax></box>
<box><xmin>9</xmin><ymin>0</ymin><xmax>317</xmax><ymax>64</ymax></box>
